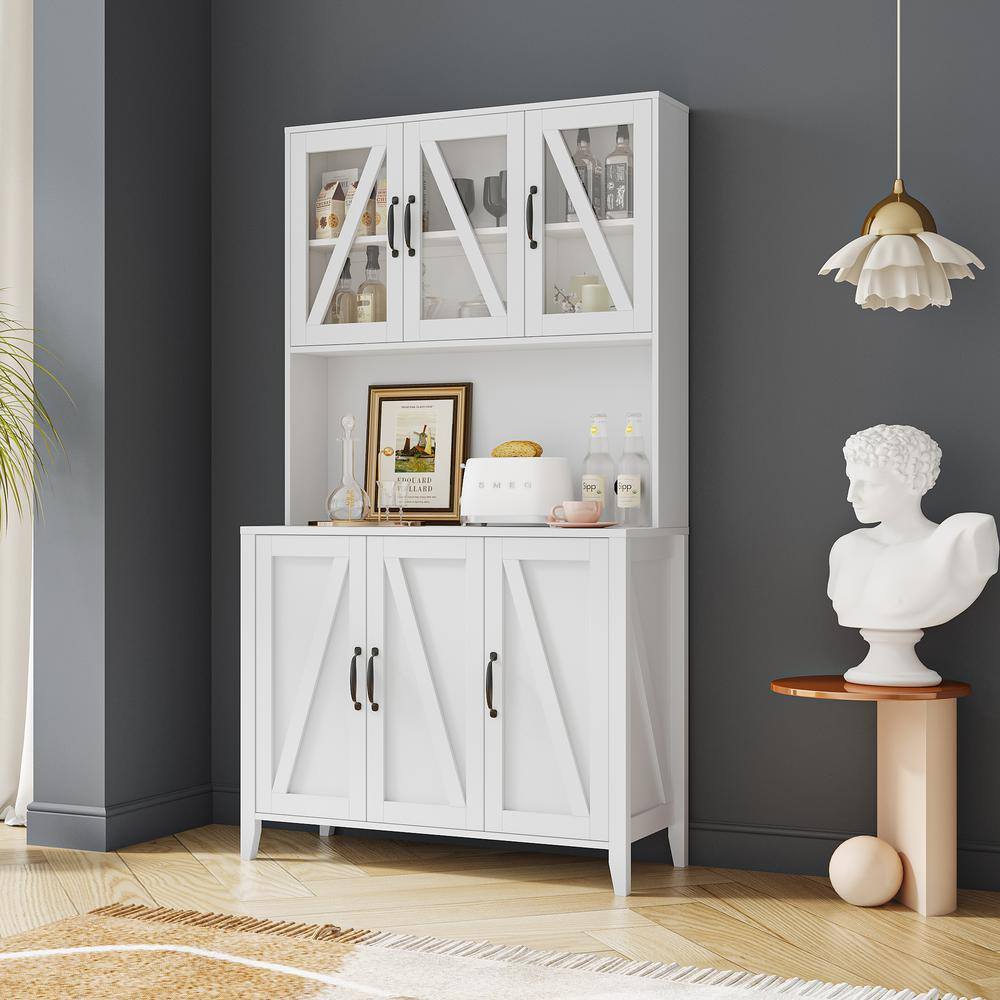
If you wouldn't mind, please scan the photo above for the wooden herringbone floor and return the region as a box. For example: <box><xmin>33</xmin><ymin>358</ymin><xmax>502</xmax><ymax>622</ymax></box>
<box><xmin>1</xmin><ymin>822</ymin><xmax>998</xmax><ymax>996</ymax></box>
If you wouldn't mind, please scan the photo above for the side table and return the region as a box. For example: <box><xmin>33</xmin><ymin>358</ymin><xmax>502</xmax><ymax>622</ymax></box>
<box><xmin>771</xmin><ymin>675</ymin><xmax>970</xmax><ymax>916</ymax></box>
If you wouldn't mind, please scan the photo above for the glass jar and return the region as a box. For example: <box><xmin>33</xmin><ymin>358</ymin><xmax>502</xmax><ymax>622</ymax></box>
<box><xmin>325</xmin><ymin>414</ymin><xmax>371</xmax><ymax>522</ymax></box>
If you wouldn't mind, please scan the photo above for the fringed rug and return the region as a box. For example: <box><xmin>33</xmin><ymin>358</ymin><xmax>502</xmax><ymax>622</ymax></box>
<box><xmin>0</xmin><ymin>904</ymin><xmax>978</xmax><ymax>999</ymax></box>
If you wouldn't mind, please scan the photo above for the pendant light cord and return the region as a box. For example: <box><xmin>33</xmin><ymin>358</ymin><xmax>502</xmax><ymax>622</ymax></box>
<box><xmin>896</xmin><ymin>0</ymin><xmax>903</xmax><ymax>177</ymax></box>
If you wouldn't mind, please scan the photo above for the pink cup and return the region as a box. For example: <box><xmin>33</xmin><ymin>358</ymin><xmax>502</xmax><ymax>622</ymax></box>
<box><xmin>550</xmin><ymin>500</ymin><xmax>602</xmax><ymax>524</ymax></box>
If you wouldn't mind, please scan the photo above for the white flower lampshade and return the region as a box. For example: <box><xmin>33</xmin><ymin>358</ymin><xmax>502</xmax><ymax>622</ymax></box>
<box><xmin>819</xmin><ymin>179</ymin><xmax>985</xmax><ymax>311</ymax></box>
<box><xmin>819</xmin><ymin>1</ymin><xmax>985</xmax><ymax>311</ymax></box>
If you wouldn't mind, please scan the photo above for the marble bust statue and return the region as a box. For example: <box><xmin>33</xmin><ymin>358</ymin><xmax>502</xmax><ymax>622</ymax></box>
<box><xmin>828</xmin><ymin>424</ymin><xmax>998</xmax><ymax>686</ymax></box>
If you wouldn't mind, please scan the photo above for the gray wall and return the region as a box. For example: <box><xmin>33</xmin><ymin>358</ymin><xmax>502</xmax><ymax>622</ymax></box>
<box><xmin>203</xmin><ymin>0</ymin><xmax>993</xmax><ymax>889</ymax></box>
<box><xmin>103</xmin><ymin>0</ymin><xmax>212</xmax><ymax>821</ymax></box>
<box><xmin>31</xmin><ymin>0</ymin><xmax>212</xmax><ymax>849</ymax></box>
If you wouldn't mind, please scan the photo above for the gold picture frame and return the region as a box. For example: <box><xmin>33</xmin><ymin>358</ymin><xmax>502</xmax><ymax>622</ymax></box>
<box><xmin>365</xmin><ymin>383</ymin><xmax>472</xmax><ymax>523</ymax></box>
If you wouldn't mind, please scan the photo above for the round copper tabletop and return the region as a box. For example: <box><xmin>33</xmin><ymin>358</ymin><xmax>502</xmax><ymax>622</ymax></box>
<box><xmin>771</xmin><ymin>675</ymin><xmax>971</xmax><ymax>702</ymax></box>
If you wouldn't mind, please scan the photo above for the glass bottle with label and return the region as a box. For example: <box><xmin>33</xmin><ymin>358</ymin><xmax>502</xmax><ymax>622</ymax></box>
<box><xmin>604</xmin><ymin>124</ymin><xmax>634</xmax><ymax>220</ymax></box>
<box><xmin>582</xmin><ymin>413</ymin><xmax>616</xmax><ymax>516</ymax></box>
<box><xmin>330</xmin><ymin>257</ymin><xmax>357</xmax><ymax>324</ymax></box>
<box><xmin>566</xmin><ymin>128</ymin><xmax>605</xmax><ymax>223</ymax></box>
<box><xmin>356</xmin><ymin>246</ymin><xmax>386</xmax><ymax>323</ymax></box>
<box><xmin>615</xmin><ymin>412</ymin><xmax>650</xmax><ymax>526</ymax></box>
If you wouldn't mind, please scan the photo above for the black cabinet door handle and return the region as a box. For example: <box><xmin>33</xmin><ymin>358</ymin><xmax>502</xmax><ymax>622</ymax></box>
<box><xmin>349</xmin><ymin>646</ymin><xmax>362</xmax><ymax>710</ymax></box>
<box><xmin>366</xmin><ymin>647</ymin><xmax>380</xmax><ymax>711</ymax></box>
<box><xmin>485</xmin><ymin>651</ymin><xmax>498</xmax><ymax>718</ymax></box>
<box><xmin>403</xmin><ymin>195</ymin><xmax>416</xmax><ymax>257</ymax></box>
<box><xmin>526</xmin><ymin>185</ymin><xmax>538</xmax><ymax>249</ymax></box>
<box><xmin>387</xmin><ymin>196</ymin><xmax>399</xmax><ymax>258</ymax></box>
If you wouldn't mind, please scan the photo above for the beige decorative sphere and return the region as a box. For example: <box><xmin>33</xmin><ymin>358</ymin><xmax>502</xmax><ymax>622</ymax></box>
<box><xmin>829</xmin><ymin>836</ymin><xmax>903</xmax><ymax>907</ymax></box>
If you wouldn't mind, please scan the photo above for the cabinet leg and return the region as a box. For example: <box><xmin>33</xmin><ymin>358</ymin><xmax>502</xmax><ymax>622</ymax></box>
<box><xmin>240</xmin><ymin>819</ymin><xmax>261</xmax><ymax>861</ymax></box>
<box><xmin>668</xmin><ymin>821</ymin><xmax>688</xmax><ymax>868</ymax></box>
<box><xmin>609</xmin><ymin>841</ymin><xmax>632</xmax><ymax>896</ymax></box>
<box><xmin>877</xmin><ymin>699</ymin><xmax>957</xmax><ymax>916</ymax></box>
<box><xmin>318</xmin><ymin>825</ymin><xmax>335</xmax><ymax>838</ymax></box>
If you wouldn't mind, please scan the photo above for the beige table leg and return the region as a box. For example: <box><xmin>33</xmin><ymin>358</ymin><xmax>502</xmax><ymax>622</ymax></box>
<box><xmin>876</xmin><ymin>699</ymin><xmax>957</xmax><ymax>916</ymax></box>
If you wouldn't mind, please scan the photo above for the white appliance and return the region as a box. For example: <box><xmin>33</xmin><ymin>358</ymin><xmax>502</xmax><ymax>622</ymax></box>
<box><xmin>460</xmin><ymin>456</ymin><xmax>572</xmax><ymax>525</ymax></box>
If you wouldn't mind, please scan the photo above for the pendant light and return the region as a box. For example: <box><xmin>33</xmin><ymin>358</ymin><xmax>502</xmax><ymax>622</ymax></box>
<box><xmin>819</xmin><ymin>0</ymin><xmax>984</xmax><ymax>310</ymax></box>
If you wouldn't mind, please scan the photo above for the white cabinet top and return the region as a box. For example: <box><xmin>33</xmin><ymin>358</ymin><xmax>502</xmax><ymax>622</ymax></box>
<box><xmin>241</xmin><ymin>524</ymin><xmax>688</xmax><ymax>538</ymax></box>
<box><xmin>286</xmin><ymin>92</ymin><xmax>688</xmax><ymax>136</ymax></box>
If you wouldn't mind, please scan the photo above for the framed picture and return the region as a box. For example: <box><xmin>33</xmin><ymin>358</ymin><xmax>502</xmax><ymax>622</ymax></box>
<box><xmin>365</xmin><ymin>383</ymin><xmax>472</xmax><ymax>523</ymax></box>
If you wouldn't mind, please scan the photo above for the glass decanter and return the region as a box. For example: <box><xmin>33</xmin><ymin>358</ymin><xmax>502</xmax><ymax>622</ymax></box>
<box><xmin>325</xmin><ymin>415</ymin><xmax>372</xmax><ymax>522</ymax></box>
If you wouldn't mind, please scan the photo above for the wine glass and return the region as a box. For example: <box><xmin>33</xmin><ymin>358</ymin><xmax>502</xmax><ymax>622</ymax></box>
<box><xmin>393</xmin><ymin>480</ymin><xmax>410</xmax><ymax>525</ymax></box>
<box><xmin>453</xmin><ymin>178</ymin><xmax>475</xmax><ymax>215</ymax></box>
<box><xmin>483</xmin><ymin>170</ymin><xmax>507</xmax><ymax>226</ymax></box>
<box><xmin>376</xmin><ymin>479</ymin><xmax>396</xmax><ymax>522</ymax></box>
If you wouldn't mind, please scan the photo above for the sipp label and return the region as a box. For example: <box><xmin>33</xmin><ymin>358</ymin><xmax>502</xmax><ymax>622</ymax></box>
<box><xmin>582</xmin><ymin>474</ymin><xmax>606</xmax><ymax>502</ymax></box>
<box><xmin>615</xmin><ymin>474</ymin><xmax>641</xmax><ymax>508</ymax></box>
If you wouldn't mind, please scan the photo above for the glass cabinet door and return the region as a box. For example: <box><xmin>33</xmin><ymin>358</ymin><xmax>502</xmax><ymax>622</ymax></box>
<box><xmin>289</xmin><ymin>124</ymin><xmax>404</xmax><ymax>347</ymax></box>
<box><xmin>524</xmin><ymin>100</ymin><xmax>651</xmax><ymax>336</ymax></box>
<box><xmin>403</xmin><ymin>114</ymin><xmax>524</xmax><ymax>341</ymax></box>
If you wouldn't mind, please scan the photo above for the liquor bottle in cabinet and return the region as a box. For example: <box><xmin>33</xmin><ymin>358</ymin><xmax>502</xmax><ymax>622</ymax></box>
<box><xmin>329</xmin><ymin>258</ymin><xmax>357</xmax><ymax>324</ymax></box>
<box><xmin>605</xmin><ymin>125</ymin><xmax>633</xmax><ymax>219</ymax></box>
<box><xmin>582</xmin><ymin>413</ymin><xmax>616</xmax><ymax>515</ymax></box>
<box><xmin>615</xmin><ymin>412</ymin><xmax>650</xmax><ymax>526</ymax></box>
<box><xmin>566</xmin><ymin>128</ymin><xmax>605</xmax><ymax>222</ymax></box>
<box><xmin>357</xmin><ymin>246</ymin><xmax>386</xmax><ymax>323</ymax></box>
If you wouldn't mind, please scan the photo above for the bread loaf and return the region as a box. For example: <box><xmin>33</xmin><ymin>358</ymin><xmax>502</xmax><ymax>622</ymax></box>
<box><xmin>490</xmin><ymin>440</ymin><xmax>543</xmax><ymax>458</ymax></box>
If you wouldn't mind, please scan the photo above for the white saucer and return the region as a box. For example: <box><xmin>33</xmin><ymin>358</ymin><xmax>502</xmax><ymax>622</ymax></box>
<box><xmin>546</xmin><ymin>519</ymin><xmax>620</xmax><ymax>529</ymax></box>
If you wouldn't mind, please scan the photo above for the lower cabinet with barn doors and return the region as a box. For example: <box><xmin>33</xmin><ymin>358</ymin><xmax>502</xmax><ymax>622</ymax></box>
<box><xmin>240</xmin><ymin>525</ymin><xmax>687</xmax><ymax>895</ymax></box>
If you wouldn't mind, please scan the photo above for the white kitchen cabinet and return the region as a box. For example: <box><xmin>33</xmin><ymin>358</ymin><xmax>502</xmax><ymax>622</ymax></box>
<box><xmin>254</xmin><ymin>88</ymin><xmax>688</xmax><ymax>895</ymax></box>
<box><xmin>287</xmin><ymin>92</ymin><xmax>683</xmax><ymax>349</ymax></box>
<box><xmin>241</xmin><ymin>526</ymin><xmax>687</xmax><ymax>896</ymax></box>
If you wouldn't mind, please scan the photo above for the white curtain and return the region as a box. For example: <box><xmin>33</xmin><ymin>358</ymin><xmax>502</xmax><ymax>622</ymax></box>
<box><xmin>0</xmin><ymin>0</ymin><xmax>34</xmax><ymax>826</ymax></box>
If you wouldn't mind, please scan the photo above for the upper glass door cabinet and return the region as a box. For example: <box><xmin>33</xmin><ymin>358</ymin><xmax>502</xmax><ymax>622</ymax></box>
<box><xmin>289</xmin><ymin>123</ymin><xmax>404</xmax><ymax>346</ymax></box>
<box><xmin>525</xmin><ymin>101</ymin><xmax>651</xmax><ymax>336</ymax></box>
<box><xmin>403</xmin><ymin>114</ymin><xmax>524</xmax><ymax>341</ymax></box>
